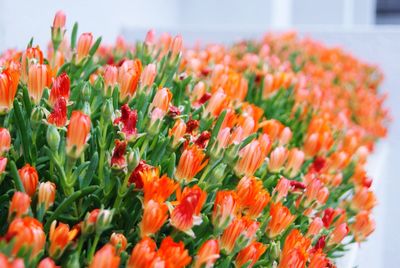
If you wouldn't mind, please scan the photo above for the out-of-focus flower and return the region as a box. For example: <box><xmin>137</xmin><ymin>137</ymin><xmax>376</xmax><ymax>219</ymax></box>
<box><xmin>273</xmin><ymin>177</ymin><xmax>290</xmax><ymax>202</ymax></box>
<box><xmin>171</xmin><ymin>35</ymin><xmax>183</xmax><ymax>58</ymax></box>
<box><xmin>89</xmin><ymin>244</ymin><xmax>120</xmax><ymax>268</ymax></box>
<box><xmin>38</xmin><ymin>257</ymin><xmax>57</xmax><ymax>268</ymax></box>
<box><xmin>278</xmin><ymin>229</ymin><xmax>310</xmax><ymax>268</ymax></box>
<box><xmin>157</xmin><ymin>236</ymin><xmax>192</xmax><ymax>268</ymax></box>
<box><xmin>150</xmin><ymin>87</ymin><xmax>172</xmax><ymax>113</ymax></box>
<box><xmin>308</xmin><ymin>250</ymin><xmax>330</xmax><ymax>268</ymax></box>
<box><xmin>127</xmin><ymin>237</ymin><xmax>159</xmax><ymax>268</ymax></box>
<box><xmin>220</xmin><ymin>217</ymin><xmax>259</xmax><ymax>254</ymax></box>
<box><xmin>268</xmin><ymin>146</ymin><xmax>288</xmax><ymax>173</ymax></box>
<box><xmin>0</xmin><ymin>65</ymin><xmax>20</xmax><ymax>113</ymax></box>
<box><xmin>21</xmin><ymin>47</ymin><xmax>44</xmax><ymax>83</ymax></box>
<box><xmin>18</xmin><ymin>164</ymin><xmax>39</xmax><ymax>197</ymax></box>
<box><xmin>9</xmin><ymin>191</ymin><xmax>31</xmax><ymax>219</ymax></box>
<box><xmin>194</xmin><ymin>239</ymin><xmax>220</xmax><ymax>268</ymax></box>
<box><xmin>351</xmin><ymin>211</ymin><xmax>375</xmax><ymax>242</ymax></box>
<box><xmin>351</xmin><ymin>187</ymin><xmax>377</xmax><ymax>211</ymax></box>
<box><xmin>284</xmin><ymin>148</ymin><xmax>305</xmax><ymax>177</ymax></box>
<box><xmin>235</xmin><ymin>241</ymin><xmax>267</xmax><ymax>268</ymax></box>
<box><xmin>204</xmin><ymin>89</ymin><xmax>228</xmax><ymax>118</ymax></box>
<box><xmin>0</xmin><ymin>128</ymin><xmax>11</xmax><ymax>156</ymax></box>
<box><xmin>77</xmin><ymin>33</ymin><xmax>93</xmax><ymax>62</ymax></box>
<box><xmin>66</xmin><ymin>111</ymin><xmax>91</xmax><ymax>159</ymax></box>
<box><xmin>103</xmin><ymin>65</ymin><xmax>118</xmax><ymax>95</ymax></box>
<box><xmin>141</xmin><ymin>63</ymin><xmax>157</xmax><ymax>88</ymax></box>
<box><xmin>212</xmin><ymin>190</ymin><xmax>237</xmax><ymax>231</ymax></box>
<box><xmin>328</xmin><ymin>223</ymin><xmax>349</xmax><ymax>246</ymax></box>
<box><xmin>169</xmin><ymin>119</ymin><xmax>187</xmax><ymax>148</ymax></box>
<box><xmin>307</xmin><ymin>217</ymin><xmax>323</xmax><ymax>237</ymax></box>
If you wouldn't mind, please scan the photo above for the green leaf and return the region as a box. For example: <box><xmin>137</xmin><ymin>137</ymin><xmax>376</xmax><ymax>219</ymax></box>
<box><xmin>89</xmin><ymin>36</ymin><xmax>102</xmax><ymax>57</ymax></box>
<box><xmin>70</xmin><ymin>22</ymin><xmax>79</xmax><ymax>50</ymax></box>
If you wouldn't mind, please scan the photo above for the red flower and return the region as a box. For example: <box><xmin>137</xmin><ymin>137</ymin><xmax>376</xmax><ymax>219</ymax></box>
<box><xmin>114</xmin><ymin>104</ymin><xmax>138</xmax><ymax>141</ymax></box>
<box><xmin>110</xmin><ymin>140</ymin><xmax>127</xmax><ymax>169</ymax></box>
<box><xmin>48</xmin><ymin>97</ymin><xmax>67</xmax><ymax>127</ymax></box>
<box><xmin>49</xmin><ymin>73</ymin><xmax>70</xmax><ymax>106</ymax></box>
<box><xmin>128</xmin><ymin>160</ymin><xmax>152</xmax><ymax>189</ymax></box>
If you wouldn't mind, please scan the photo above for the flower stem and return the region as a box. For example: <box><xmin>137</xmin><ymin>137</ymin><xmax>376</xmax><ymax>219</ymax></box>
<box><xmin>113</xmin><ymin>172</ymin><xmax>130</xmax><ymax>210</ymax></box>
<box><xmin>88</xmin><ymin>233</ymin><xmax>100</xmax><ymax>262</ymax></box>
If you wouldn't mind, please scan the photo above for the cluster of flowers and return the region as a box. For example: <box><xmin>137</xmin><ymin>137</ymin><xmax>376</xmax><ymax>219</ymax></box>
<box><xmin>0</xmin><ymin>11</ymin><xmax>388</xmax><ymax>268</ymax></box>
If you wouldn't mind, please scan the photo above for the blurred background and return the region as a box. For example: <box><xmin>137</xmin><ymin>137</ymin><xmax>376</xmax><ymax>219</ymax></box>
<box><xmin>0</xmin><ymin>0</ymin><xmax>398</xmax><ymax>267</ymax></box>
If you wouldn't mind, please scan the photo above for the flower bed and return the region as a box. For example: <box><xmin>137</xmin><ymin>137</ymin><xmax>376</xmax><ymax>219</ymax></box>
<box><xmin>0</xmin><ymin>11</ymin><xmax>389</xmax><ymax>267</ymax></box>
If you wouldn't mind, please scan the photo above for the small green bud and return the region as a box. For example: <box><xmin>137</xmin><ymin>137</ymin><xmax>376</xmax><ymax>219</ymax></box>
<box><xmin>46</xmin><ymin>125</ymin><xmax>60</xmax><ymax>151</ymax></box>
<box><xmin>102</xmin><ymin>99</ymin><xmax>114</xmax><ymax>122</ymax></box>
<box><xmin>127</xmin><ymin>148</ymin><xmax>140</xmax><ymax>172</ymax></box>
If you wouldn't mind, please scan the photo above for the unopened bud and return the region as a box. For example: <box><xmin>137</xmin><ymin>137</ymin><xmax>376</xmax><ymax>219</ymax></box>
<box><xmin>270</xmin><ymin>241</ymin><xmax>281</xmax><ymax>260</ymax></box>
<box><xmin>102</xmin><ymin>99</ymin><xmax>114</xmax><ymax>122</ymax></box>
<box><xmin>47</xmin><ymin>125</ymin><xmax>60</xmax><ymax>151</ymax></box>
<box><xmin>210</xmin><ymin>163</ymin><xmax>226</xmax><ymax>184</ymax></box>
<box><xmin>127</xmin><ymin>148</ymin><xmax>140</xmax><ymax>172</ymax></box>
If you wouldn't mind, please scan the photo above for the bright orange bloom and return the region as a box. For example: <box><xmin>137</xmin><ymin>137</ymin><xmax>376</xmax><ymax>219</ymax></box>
<box><xmin>273</xmin><ymin>177</ymin><xmax>290</xmax><ymax>202</ymax></box>
<box><xmin>66</xmin><ymin>110</ymin><xmax>91</xmax><ymax>158</ymax></box>
<box><xmin>110</xmin><ymin>233</ymin><xmax>128</xmax><ymax>254</ymax></box>
<box><xmin>212</xmin><ymin>190</ymin><xmax>237</xmax><ymax>230</ymax></box>
<box><xmin>118</xmin><ymin>59</ymin><xmax>142</xmax><ymax>101</ymax></box>
<box><xmin>234</xmin><ymin>134</ymin><xmax>270</xmax><ymax>176</ymax></box>
<box><xmin>157</xmin><ymin>236</ymin><xmax>192</xmax><ymax>268</ymax></box>
<box><xmin>267</xmin><ymin>202</ymin><xmax>296</xmax><ymax>238</ymax></box>
<box><xmin>328</xmin><ymin>223</ymin><xmax>349</xmax><ymax>246</ymax></box>
<box><xmin>278</xmin><ymin>229</ymin><xmax>310</xmax><ymax>268</ymax></box>
<box><xmin>7</xmin><ymin>217</ymin><xmax>46</xmax><ymax>258</ymax></box>
<box><xmin>351</xmin><ymin>187</ymin><xmax>377</xmax><ymax>211</ymax></box>
<box><xmin>18</xmin><ymin>164</ymin><xmax>39</xmax><ymax>197</ymax></box>
<box><xmin>143</xmin><ymin>174</ymin><xmax>178</xmax><ymax>204</ymax></box>
<box><xmin>104</xmin><ymin>65</ymin><xmax>118</xmax><ymax>94</ymax></box>
<box><xmin>220</xmin><ymin>217</ymin><xmax>259</xmax><ymax>254</ymax></box>
<box><xmin>175</xmin><ymin>145</ymin><xmax>208</xmax><ymax>182</ymax></box>
<box><xmin>0</xmin><ymin>128</ymin><xmax>11</xmax><ymax>156</ymax></box>
<box><xmin>28</xmin><ymin>63</ymin><xmax>51</xmax><ymax>104</ymax></box>
<box><xmin>204</xmin><ymin>89</ymin><xmax>228</xmax><ymax>118</ymax></box>
<box><xmin>127</xmin><ymin>237</ymin><xmax>159</xmax><ymax>268</ymax></box>
<box><xmin>235</xmin><ymin>241</ymin><xmax>267</xmax><ymax>268</ymax></box>
<box><xmin>49</xmin><ymin>221</ymin><xmax>78</xmax><ymax>259</ymax></box>
<box><xmin>9</xmin><ymin>191</ymin><xmax>31</xmax><ymax>219</ymax></box>
<box><xmin>21</xmin><ymin>47</ymin><xmax>44</xmax><ymax>83</ymax></box>
<box><xmin>38</xmin><ymin>181</ymin><xmax>56</xmax><ymax>211</ymax></box>
<box><xmin>150</xmin><ymin>87</ymin><xmax>172</xmax><ymax>113</ymax></box>
<box><xmin>77</xmin><ymin>33</ymin><xmax>93</xmax><ymax>62</ymax></box>
<box><xmin>89</xmin><ymin>244</ymin><xmax>120</xmax><ymax>268</ymax></box>
<box><xmin>38</xmin><ymin>257</ymin><xmax>57</xmax><ymax>268</ymax></box>
<box><xmin>0</xmin><ymin>64</ymin><xmax>20</xmax><ymax>113</ymax></box>
<box><xmin>308</xmin><ymin>250</ymin><xmax>330</xmax><ymax>268</ymax></box>
<box><xmin>304</xmin><ymin>179</ymin><xmax>329</xmax><ymax>207</ymax></box>
<box><xmin>171</xmin><ymin>185</ymin><xmax>206</xmax><ymax>232</ymax></box>
<box><xmin>351</xmin><ymin>211</ymin><xmax>375</xmax><ymax>242</ymax></box>
<box><xmin>194</xmin><ymin>239</ymin><xmax>220</xmax><ymax>268</ymax></box>
<box><xmin>139</xmin><ymin>199</ymin><xmax>168</xmax><ymax>237</ymax></box>
<box><xmin>261</xmin><ymin>119</ymin><xmax>284</xmax><ymax>141</ymax></box>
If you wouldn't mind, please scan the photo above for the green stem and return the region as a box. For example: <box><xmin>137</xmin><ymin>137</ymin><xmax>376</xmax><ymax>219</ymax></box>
<box><xmin>9</xmin><ymin>160</ymin><xmax>25</xmax><ymax>192</ymax></box>
<box><xmin>113</xmin><ymin>172</ymin><xmax>130</xmax><ymax>210</ymax></box>
<box><xmin>88</xmin><ymin>233</ymin><xmax>101</xmax><ymax>262</ymax></box>
<box><xmin>98</xmin><ymin>117</ymin><xmax>108</xmax><ymax>186</ymax></box>
<box><xmin>139</xmin><ymin>138</ymin><xmax>149</xmax><ymax>157</ymax></box>
<box><xmin>44</xmin><ymin>185</ymin><xmax>98</xmax><ymax>231</ymax></box>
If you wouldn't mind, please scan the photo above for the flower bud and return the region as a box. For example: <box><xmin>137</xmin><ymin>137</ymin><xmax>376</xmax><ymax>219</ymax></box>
<box><xmin>102</xmin><ymin>99</ymin><xmax>114</xmax><ymax>122</ymax></box>
<box><xmin>89</xmin><ymin>244</ymin><xmax>120</xmax><ymax>268</ymax></box>
<box><xmin>82</xmin><ymin>209</ymin><xmax>100</xmax><ymax>235</ymax></box>
<box><xmin>141</xmin><ymin>63</ymin><xmax>157</xmax><ymax>88</ymax></box>
<box><xmin>52</xmin><ymin>11</ymin><xmax>66</xmax><ymax>48</ymax></box>
<box><xmin>169</xmin><ymin>119</ymin><xmax>186</xmax><ymax>149</ymax></box>
<box><xmin>9</xmin><ymin>191</ymin><xmax>31</xmax><ymax>220</ymax></box>
<box><xmin>210</xmin><ymin>163</ymin><xmax>227</xmax><ymax>185</ymax></box>
<box><xmin>96</xmin><ymin>209</ymin><xmax>114</xmax><ymax>233</ymax></box>
<box><xmin>28</xmin><ymin>63</ymin><xmax>50</xmax><ymax>104</ymax></box>
<box><xmin>307</xmin><ymin>217</ymin><xmax>323</xmax><ymax>237</ymax></box>
<box><xmin>0</xmin><ymin>128</ymin><xmax>11</xmax><ymax>156</ymax></box>
<box><xmin>18</xmin><ymin>164</ymin><xmax>39</xmax><ymax>197</ymax></box>
<box><xmin>66</xmin><ymin>111</ymin><xmax>91</xmax><ymax>159</ymax></box>
<box><xmin>127</xmin><ymin>148</ymin><xmax>140</xmax><ymax>173</ymax></box>
<box><xmin>269</xmin><ymin>241</ymin><xmax>280</xmax><ymax>260</ymax></box>
<box><xmin>0</xmin><ymin>157</ymin><xmax>7</xmax><ymax>176</ymax></box>
<box><xmin>104</xmin><ymin>65</ymin><xmax>118</xmax><ymax>96</ymax></box>
<box><xmin>38</xmin><ymin>181</ymin><xmax>56</xmax><ymax>211</ymax></box>
<box><xmin>77</xmin><ymin>33</ymin><xmax>93</xmax><ymax>62</ymax></box>
<box><xmin>328</xmin><ymin>223</ymin><xmax>349</xmax><ymax>246</ymax></box>
<box><xmin>110</xmin><ymin>233</ymin><xmax>127</xmax><ymax>254</ymax></box>
<box><xmin>47</xmin><ymin>125</ymin><xmax>61</xmax><ymax>151</ymax></box>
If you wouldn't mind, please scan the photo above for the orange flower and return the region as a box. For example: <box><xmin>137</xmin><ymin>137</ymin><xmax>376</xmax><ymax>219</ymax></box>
<box><xmin>212</xmin><ymin>190</ymin><xmax>237</xmax><ymax>231</ymax></box>
<box><xmin>49</xmin><ymin>221</ymin><xmax>78</xmax><ymax>259</ymax></box>
<box><xmin>139</xmin><ymin>199</ymin><xmax>168</xmax><ymax>237</ymax></box>
<box><xmin>104</xmin><ymin>65</ymin><xmax>118</xmax><ymax>94</ymax></box>
<box><xmin>66</xmin><ymin>111</ymin><xmax>91</xmax><ymax>159</ymax></box>
<box><xmin>21</xmin><ymin>47</ymin><xmax>44</xmax><ymax>83</ymax></box>
<box><xmin>38</xmin><ymin>181</ymin><xmax>56</xmax><ymax>211</ymax></box>
<box><xmin>327</xmin><ymin>223</ymin><xmax>349</xmax><ymax>246</ymax></box>
<box><xmin>304</xmin><ymin>179</ymin><xmax>329</xmax><ymax>207</ymax></box>
<box><xmin>307</xmin><ymin>217</ymin><xmax>323</xmax><ymax>237</ymax></box>
<box><xmin>77</xmin><ymin>33</ymin><xmax>93</xmax><ymax>62</ymax></box>
<box><xmin>0</xmin><ymin>64</ymin><xmax>20</xmax><ymax>113</ymax></box>
<box><xmin>0</xmin><ymin>157</ymin><xmax>7</xmax><ymax>175</ymax></box>
<box><xmin>157</xmin><ymin>236</ymin><xmax>192</xmax><ymax>268</ymax></box>
<box><xmin>127</xmin><ymin>237</ymin><xmax>159</xmax><ymax>268</ymax></box>
<box><xmin>351</xmin><ymin>187</ymin><xmax>377</xmax><ymax>211</ymax></box>
<box><xmin>89</xmin><ymin>244</ymin><xmax>120</xmax><ymax>268</ymax></box>
<box><xmin>194</xmin><ymin>239</ymin><xmax>220</xmax><ymax>268</ymax></box>
<box><xmin>141</xmin><ymin>63</ymin><xmax>157</xmax><ymax>88</ymax></box>
<box><xmin>204</xmin><ymin>89</ymin><xmax>228</xmax><ymax>118</ymax></box>
<box><xmin>268</xmin><ymin>146</ymin><xmax>288</xmax><ymax>172</ymax></box>
<box><xmin>171</xmin><ymin>35</ymin><xmax>183</xmax><ymax>58</ymax></box>
<box><xmin>278</xmin><ymin>229</ymin><xmax>310</xmax><ymax>268</ymax></box>
<box><xmin>143</xmin><ymin>174</ymin><xmax>178</xmax><ymax>204</ymax></box>
<box><xmin>175</xmin><ymin>145</ymin><xmax>208</xmax><ymax>182</ymax></box>
<box><xmin>118</xmin><ymin>59</ymin><xmax>142</xmax><ymax>101</ymax></box>
<box><xmin>273</xmin><ymin>177</ymin><xmax>290</xmax><ymax>202</ymax></box>
<box><xmin>28</xmin><ymin>63</ymin><xmax>51</xmax><ymax>104</ymax></box>
<box><xmin>234</xmin><ymin>134</ymin><xmax>270</xmax><ymax>176</ymax></box>
<box><xmin>351</xmin><ymin>211</ymin><xmax>375</xmax><ymax>242</ymax></box>
<box><xmin>110</xmin><ymin>233</ymin><xmax>128</xmax><ymax>254</ymax></box>
<box><xmin>0</xmin><ymin>128</ymin><xmax>11</xmax><ymax>156</ymax></box>
<box><xmin>284</xmin><ymin>148</ymin><xmax>305</xmax><ymax>178</ymax></box>
<box><xmin>9</xmin><ymin>191</ymin><xmax>31</xmax><ymax>219</ymax></box>
<box><xmin>267</xmin><ymin>202</ymin><xmax>295</xmax><ymax>238</ymax></box>
<box><xmin>220</xmin><ymin>217</ymin><xmax>259</xmax><ymax>254</ymax></box>
<box><xmin>171</xmin><ymin>185</ymin><xmax>206</xmax><ymax>233</ymax></box>
<box><xmin>150</xmin><ymin>87</ymin><xmax>172</xmax><ymax>113</ymax></box>
<box><xmin>7</xmin><ymin>217</ymin><xmax>46</xmax><ymax>258</ymax></box>
<box><xmin>18</xmin><ymin>164</ymin><xmax>39</xmax><ymax>197</ymax></box>
<box><xmin>169</xmin><ymin>119</ymin><xmax>187</xmax><ymax>148</ymax></box>
<box><xmin>0</xmin><ymin>253</ymin><xmax>25</xmax><ymax>268</ymax></box>
<box><xmin>235</xmin><ymin>241</ymin><xmax>267</xmax><ymax>268</ymax></box>
<box><xmin>309</xmin><ymin>250</ymin><xmax>330</xmax><ymax>268</ymax></box>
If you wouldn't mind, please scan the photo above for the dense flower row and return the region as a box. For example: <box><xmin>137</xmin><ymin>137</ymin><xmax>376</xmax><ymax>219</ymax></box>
<box><xmin>0</xmin><ymin>11</ymin><xmax>388</xmax><ymax>267</ymax></box>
